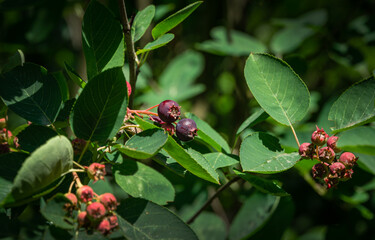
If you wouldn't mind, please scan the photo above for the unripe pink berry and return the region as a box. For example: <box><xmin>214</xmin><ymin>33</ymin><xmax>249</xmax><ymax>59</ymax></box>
<box><xmin>64</xmin><ymin>193</ymin><xmax>78</xmax><ymax>210</ymax></box>
<box><xmin>311</xmin><ymin>163</ymin><xmax>329</xmax><ymax>179</ymax></box>
<box><xmin>86</xmin><ymin>202</ymin><xmax>106</xmax><ymax>221</ymax></box>
<box><xmin>87</xmin><ymin>163</ymin><xmax>106</xmax><ymax>183</ymax></box>
<box><xmin>126</xmin><ymin>81</ymin><xmax>132</xmax><ymax>97</ymax></box>
<box><xmin>298</xmin><ymin>142</ymin><xmax>314</xmax><ymax>159</ymax></box>
<box><xmin>107</xmin><ymin>215</ymin><xmax>118</xmax><ymax>229</ymax></box>
<box><xmin>76</xmin><ymin>185</ymin><xmax>94</xmax><ymax>203</ymax></box>
<box><xmin>319</xmin><ymin>147</ymin><xmax>335</xmax><ymax>163</ymax></box>
<box><xmin>77</xmin><ymin>211</ymin><xmax>89</xmax><ymax>227</ymax></box>
<box><xmin>311</xmin><ymin>126</ymin><xmax>329</xmax><ymax>146</ymax></box>
<box><xmin>99</xmin><ymin>193</ymin><xmax>118</xmax><ymax>211</ymax></box>
<box><xmin>327</xmin><ymin>135</ymin><xmax>340</xmax><ymax>153</ymax></box>
<box><xmin>329</xmin><ymin>162</ymin><xmax>346</xmax><ymax>178</ymax></box>
<box><xmin>97</xmin><ymin>218</ymin><xmax>111</xmax><ymax>235</ymax></box>
<box><xmin>339</xmin><ymin>152</ymin><xmax>357</xmax><ymax>169</ymax></box>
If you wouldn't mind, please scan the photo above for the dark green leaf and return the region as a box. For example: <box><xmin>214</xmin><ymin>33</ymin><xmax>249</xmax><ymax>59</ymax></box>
<box><xmin>152</xmin><ymin>1</ymin><xmax>202</xmax><ymax>39</ymax></box>
<box><xmin>236</xmin><ymin>109</ymin><xmax>269</xmax><ymax>135</ymax></box>
<box><xmin>52</xmin><ymin>71</ymin><xmax>69</xmax><ymax>102</ymax></box>
<box><xmin>185</xmin><ymin>112</ymin><xmax>230</xmax><ymax>153</ymax></box>
<box><xmin>244</xmin><ymin>53</ymin><xmax>310</xmax><ymax>125</ymax></box>
<box><xmin>0</xmin><ymin>63</ymin><xmax>62</xmax><ymax>125</ymax></box>
<box><xmin>229</xmin><ymin>191</ymin><xmax>279</xmax><ymax>240</ymax></box>
<box><xmin>82</xmin><ymin>0</ymin><xmax>124</xmax><ymax>80</ymax></box>
<box><xmin>65</xmin><ymin>62</ymin><xmax>86</xmax><ymax>88</ymax></box>
<box><xmin>2</xmin><ymin>136</ymin><xmax>73</xmax><ymax>207</ymax></box>
<box><xmin>17</xmin><ymin>124</ymin><xmax>58</xmax><ymax>153</ymax></box>
<box><xmin>136</xmin><ymin>33</ymin><xmax>174</xmax><ymax>54</ymax></box>
<box><xmin>152</xmin><ymin>149</ymin><xmax>187</xmax><ymax>176</ymax></box>
<box><xmin>71</xmin><ymin>67</ymin><xmax>128</xmax><ymax>143</ymax></box>
<box><xmin>234</xmin><ymin>169</ymin><xmax>289</xmax><ymax>196</ymax></box>
<box><xmin>40</xmin><ymin>194</ymin><xmax>74</xmax><ymax>230</ymax></box>
<box><xmin>56</xmin><ymin>98</ymin><xmax>76</xmax><ymax>123</ymax></box>
<box><xmin>357</xmin><ymin>153</ymin><xmax>375</xmax><ymax>175</ymax></box>
<box><xmin>240</xmin><ymin>132</ymin><xmax>300</xmax><ymax>173</ymax></box>
<box><xmin>1</xmin><ymin>49</ymin><xmax>25</xmax><ymax>73</ymax></box>
<box><xmin>204</xmin><ymin>152</ymin><xmax>238</xmax><ymax>170</ymax></box>
<box><xmin>190</xmin><ymin>212</ymin><xmax>227</xmax><ymax>240</ymax></box>
<box><xmin>329</xmin><ymin>77</ymin><xmax>375</xmax><ymax>133</ymax></box>
<box><xmin>113</xmin><ymin>159</ymin><xmax>175</xmax><ymax>205</ymax></box>
<box><xmin>337</xmin><ymin>126</ymin><xmax>375</xmax><ymax>155</ymax></box>
<box><xmin>132</xmin><ymin>5</ymin><xmax>155</xmax><ymax>42</ymax></box>
<box><xmin>115</xmin><ymin>128</ymin><xmax>168</xmax><ymax>159</ymax></box>
<box><xmin>117</xmin><ymin>198</ymin><xmax>198</xmax><ymax>239</ymax></box>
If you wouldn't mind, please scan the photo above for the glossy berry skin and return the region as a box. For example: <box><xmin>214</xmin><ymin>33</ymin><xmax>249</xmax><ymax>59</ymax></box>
<box><xmin>99</xmin><ymin>193</ymin><xmax>118</xmax><ymax>211</ymax></box>
<box><xmin>157</xmin><ymin>100</ymin><xmax>181</xmax><ymax>123</ymax></box>
<box><xmin>327</xmin><ymin>135</ymin><xmax>340</xmax><ymax>153</ymax></box>
<box><xmin>311</xmin><ymin>126</ymin><xmax>329</xmax><ymax>146</ymax></box>
<box><xmin>298</xmin><ymin>142</ymin><xmax>314</xmax><ymax>159</ymax></box>
<box><xmin>176</xmin><ymin>118</ymin><xmax>198</xmax><ymax>142</ymax></box>
<box><xmin>86</xmin><ymin>202</ymin><xmax>106</xmax><ymax>221</ymax></box>
<box><xmin>318</xmin><ymin>147</ymin><xmax>335</xmax><ymax>163</ymax></box>
<box><xmin>339</xmin><ymin>152</ymin><xmax>357</xmax><ymax>169</ymax></box>
<box><xmin>76</xmin><ymin>185</ymin><xmax>94</xmax><ymax>203</ymax></box>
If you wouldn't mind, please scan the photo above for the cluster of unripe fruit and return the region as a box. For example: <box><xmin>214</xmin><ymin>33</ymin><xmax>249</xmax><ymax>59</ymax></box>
<box><xmin>298</xmin><ymin>126</ymin><xmax>358</xmax><ymax>189</ymax></box>
<box><xmin>153</xmin><ymin>100</ymin><xmax>198</xmax><ymax>142</ymax></box>
<box><xmin>64</xmin><ymin>163</ymin><xmax>119</xmax><ymax>236</ymax></box>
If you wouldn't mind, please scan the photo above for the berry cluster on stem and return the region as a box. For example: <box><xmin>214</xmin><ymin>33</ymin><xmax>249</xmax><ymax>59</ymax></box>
<box><xmin>298</xmin><ymin>126</ymin><xmax>358</xmax><ymax>189</ymax></box>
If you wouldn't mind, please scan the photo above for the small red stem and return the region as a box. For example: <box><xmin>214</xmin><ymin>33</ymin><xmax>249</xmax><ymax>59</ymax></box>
<box><xmin>145</xmin><ymin>104</ymin><xmax>159</xmax><ymax>111</ymax></box>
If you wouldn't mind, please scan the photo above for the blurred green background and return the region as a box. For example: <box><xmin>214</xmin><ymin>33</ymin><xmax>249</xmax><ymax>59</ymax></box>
<box><xmin>1</xmin><ymin>0</ymin><xmax>375</xmax><ymax>239</ymax></box>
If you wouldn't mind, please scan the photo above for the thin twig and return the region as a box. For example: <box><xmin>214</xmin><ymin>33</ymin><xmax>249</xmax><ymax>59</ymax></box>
<box><xmin>118</xmin><ymin>0</ymin><xmax>139</xmax><ymax>108</ymax></box>
<box><xmin>290</xmin><ymin>124</ymin><xmax>300</xmax><ymax>147</ymax></box>
<box><xmin>187</xmin><ymin>176</ymin><xmax>241</xmax><ymax>224</ymax></box>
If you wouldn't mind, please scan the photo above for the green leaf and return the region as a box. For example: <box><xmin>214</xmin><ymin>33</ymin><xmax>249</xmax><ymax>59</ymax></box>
<box><xmin>0</xmin><ymin>63</ymin><xmax>62</xmax><ymax>125</ymax></box>
<box><xmin>0</xmin><ymin>152</ymin><xmax>27</xmax><ymax>203</ymax></box>
<box><xmin>113</xmin><ymin>158</ymin><xmax>175</xmax><ymax>205</ymax></box>
<box><xmin>115</xmin><ymin>128</ymin><xmax>168</xmax><ymax>159</ymax></box>
<box><xmin>17</xmin><ymin>124</ymin><xmax>58</xmax><ymax>153</ymax></box>
<box><xmin>71</xmin><ymin>67</ymin><xmax>128</xmax><ymax>143</ymax></box>
<box><xmin>240</xmin><ymin>132</ymin><xmax>300</xmax><ymax>173</ymax></box>
<box><xmin>270</xmin><ymin>26</ymin><xmax>314</xmax><ymax>54</ymax></box>
<box><xmin>328</xmin><ymin>77</ymin><xmax>375</xmax><ymax>133</ymax></box>
<box><xmin>204</xmin><ymin>152</ymin><xmax>238</xmax><ymax>170</ymax></box>
<box><xmin>52</xmin><ymin>71</ymin><xmax>69</xmax><ymax>102</ymax></box>
<box><xmin>234</xmin><ymin>169</ymin><xmax>289</xmax><ymax>196</ymax></box>
<box><xmin>357</xmin><ymin>153</ymin><xmax>375</xmax><ymax>175</ymax></box>
<box><xmin>132</xmin><ymin>5</ymin><xmax>155</xmax><ymax>42</ymax></box>
<box><xmin>190</xmin><ymin>212</ymin><xmax>227</xmax><ymax>240</ymax></box>
<box><xmin>196</xmin><ymin>26</ymin><xmax>267</xmax><ymax>56</ymax></box>
<box><xmin>229</xmin><ymin>191</ymin><xmax>279</xmax><ymax>240</ymax></box>
<box><xmin>185</xmin><ymin>112</ymin><xmax>230</xmax><ymax>153</ymax></box>
<box><xmin>136</xmin><ymin>33</ymin><xmax>174</xmax><ymax>54</ymax></box>
<box><xmin>1</xmin><ymin>49</ymin><xmax>25</xmax><ymax>73</ymax></box>
<box><xmin>82</xmin><ymin>0</ymin><xmax>124</xmax><ymax>80</ymax></box>
<box><xmin>244</xmin><ymin>53</ymin><xmax>310</xmax><ymax>125</ymax></box>
<box><xmin>2</xmin><ymin>136</ymin><xmax>73</xmax><ymax>207</ymax></box>
<box><xmin>236</xmin><ymin>109</ymin><xmax>269</xmax><ymax>135</ymax></box>
<box><xmin>152</xmin><ymin>149</ymin><xmax>187</xmax><ymax>176</ymax></box>
<box><xmin>152</xmin><ymin>1</ymin><xmax>202</xmax><ymax>39</ymax></box>
<box><xmin>40</xmin><ymin>194</ymin><xmax>74</xmax><ymax>230</ymax></box>
<box><xmin>135</xmin><ymin>117</ymin><xmax>220</xmax><ymax>184</ymax></box>
<box><xmin>336</xmin><ymin>126</ymin><xmax>375</xmax><ymax>155</ymax></box>
<box><xmin>117</xmin><ymin>198</ymin><xmax>198</xmax><ymax>239</ymax></box>
<box><xmin>65</xmin><ymin>62</ymin><xmax>86</xmax><ymax>88</ymax></box>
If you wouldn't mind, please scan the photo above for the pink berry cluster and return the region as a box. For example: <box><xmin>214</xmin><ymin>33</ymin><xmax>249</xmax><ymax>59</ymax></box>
<box><xmin>298</xmin><ymin>126</ymin><xmax>358</xmax><ymax>189</ymax></box>
<box><xmin>152</xmin><ymin>100</ymin><xmax>198</xmax><ymax>142</ymax></box>
<box><xmin>64</xmin><ymin>185</ymin><xmax>119</xmax><ymax>236</ymax></box>
<box><xmin>0</xmin><ymin>118</ymin><xmax>19</xmax><ymax>154</ymax></box>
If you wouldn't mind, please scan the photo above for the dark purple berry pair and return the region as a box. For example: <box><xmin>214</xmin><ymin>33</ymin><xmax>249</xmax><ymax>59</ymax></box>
<box><xmin>156</xmin><ymin>100</ymin><xmax>198</xmax><ymax>142</ymax></box>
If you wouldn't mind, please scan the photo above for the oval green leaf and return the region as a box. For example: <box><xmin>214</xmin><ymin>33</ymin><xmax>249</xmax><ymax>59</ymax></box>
<box><xmin>82</xmin><ymin>0</ymin><xmax>124</xmax><ymax>80</ymax></box>
<box><xmin>40</xmin><ymin>194</ymin><xmax>74</xmax><ymax>230</ymax></box>
<box><xmin>5</xmin><ymin>136</ymin><xmax>73</xmax><ymax>205</ymax></box>
<box><xmin>244</xmin><ymin>53</ymin><xmax>310</xmax><ymax>125</ymax></box>
<box><xmin>240</xmin><ymin>132</ymin><xmax>300</xmax><ymax>173</ymax></box>
<box><xmin>132</xmin><ymin>5</ymin><xmax>155</xmax><ymax>42</ymax></box>
<box><xmin>236</xmin><ymin>109</ymin><xmax>269</xmax><ymax>136</ymax></box>
<box><xmin>71</xmin><ymin>67</ymin><xmax>128</xmax><ymax>143</ymax></box>
<box><xmin>64</xmin><ymin>62</ymin><xmax>86</xmax><ymax>88</ymax></box>
<box><xmin>17</xmin><ymin>124</ymin><xmax>57</xmax><ymax>153</ymax></box>
<box><xmin>152</xmin><ymin>1</ymin><xmax>202</xmax><ymax>39</ymax></box>
<box><xmin>337</xmin><ymin>126</ymin><xmax>375</xmax><ymax>155</ymax></box>
<box><xmin>190</xmin><ymin>212</ymin><xmax>227</xmax><ymax>240</ymax></box>
<box><xmin>204</xmin><ymin>152</ymin><xmax>238</xmax><ymax>170</ymax></box>
<box><xmin>136</xmin><ymin>33</ymin><xmax>174</xmax><ymax>54</ymax></box>
<box><xmin>328</xmin><ymin>77</ymin><xmax>375</xmax><ymax>133</ymax></box>
<box><xmin>115</xmin><ymin>128</ymin><xmax>168</xmax><ymax>159</ymax></box>
<box><xmin>117</xmin><ymin>198</ymin><xmax>198</xmax><ymax>239</ymax></box>
<box><xmin>0</xmin><ymin>63</ymin><xmax>62</xmax><ymax>125</ymax></box>
<box><xmin>113</xmin><ymin>159</ymin><xmax>174</xmax><ymax>205</ymax></box>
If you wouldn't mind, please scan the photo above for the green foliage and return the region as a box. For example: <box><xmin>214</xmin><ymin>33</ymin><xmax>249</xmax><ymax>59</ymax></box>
<box><xmin>132</xmin><ymin>5</ymin><xmax>155</xmax><ymax>42</ymax></box>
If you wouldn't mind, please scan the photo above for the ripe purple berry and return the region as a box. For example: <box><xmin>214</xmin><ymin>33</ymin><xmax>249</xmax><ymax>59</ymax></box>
<box><xmin>339</xmin><ymin>152</ymin><xmax>357</xmax><ymax>169</ymax></box>
<box><xmin>311</xmin><ymin>126</ymin><xmax>329</xmax><ymax>146</ymax></box>
<box><xmin>157</xmin><ymin>100</ymin><xmax>181</xmax><ymax>123</ymax></box>
<box><xmin>318</xmin><ymin>147</ymin><xmax>335</xmax><ymax>163</ymax></box>
<box><xmin>327</xmin><ymin>135</ymin><xmax>340</xmax><ymax>153</ymax></box>
<box><xmin>298</xmin><ymin>142</ymin><xmax>314</xmax><ymax>159</ymax></box>
<box><xmin>176</xmin><ymin>118</ymin><xmax>198</xmax><ymax>142</ymax></box>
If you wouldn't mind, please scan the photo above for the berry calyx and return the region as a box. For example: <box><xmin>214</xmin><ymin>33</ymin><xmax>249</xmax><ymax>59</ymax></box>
<box><xmin>87</xmin><ymin>163</ymin><xmax>106</xmax><ymax>183</ymax></box>
<box><xmin>86</xmin><ymin>202</ymin><xmax>106</xmax><ymax>221</ymax></box>
<box><xmin>327</xmin><ymin>135</ymin><xmax>340</xmax><ymax>153</ymax></box>
<box><xmin>339</xmin><ymin>152</ymin><xmax>357</xmax><ymax>169</ymax></box>
<box><xmin>157</xmin><ymin>100</ymin><xmax>181</xmax><ymax>123</ymax></box>
<box><xmin>76</xmin><ymin>185</ymin><xmax>94</xmax><ymax>203</ymax></box>
<box><xmin>99</xmin><ymin>193</ymin><xmax>118</xmax><ymax>211</ymax></box>
<box><xmin>298</xmin><ymin>142</ymin><xmax>314</xmax><ymax>159</ymax></box>
<box><xmin>311</xmin><ymin>126</ymin><xmax>329</xmax><ymax>146</ymax></box>
<box><xmin>176</xmin><ymin>118</ymin><xmax>198</xmax><ymax>142</ymax></box>
<box><xmin>312</xmin><ymin>163</ymin><xmax>329</xmax><ymax>179</ymax></box>
<box><xmin>161</xmin><ymin>122</ymin><xmax>175</xmax><ymax>135</ymax></box>
<box><xmin>318</xmin><ymin>147</ymin><xmax>335</xmax><ymax>163</ymax></box>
